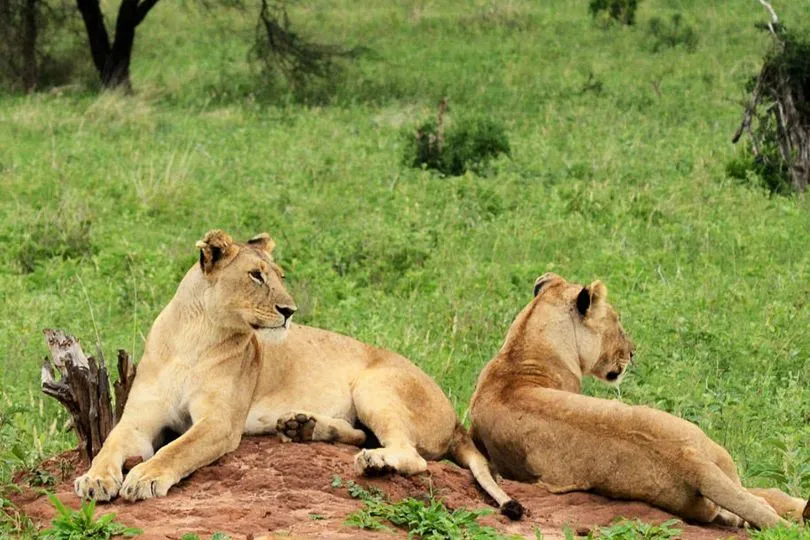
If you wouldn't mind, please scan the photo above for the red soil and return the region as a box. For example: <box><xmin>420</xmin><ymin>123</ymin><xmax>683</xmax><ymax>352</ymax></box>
<box><xmin>12</xmin><ymin>437</ymin><xmax>745</xmax><ymax>539</ymax></box>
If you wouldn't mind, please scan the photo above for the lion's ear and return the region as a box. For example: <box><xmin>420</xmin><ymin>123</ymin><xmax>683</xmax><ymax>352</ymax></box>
<box><xmin>247</xmin><ymin>232</ymin><xmax>276</xmax><ymax>255</ymax></box>
<box><xmin>533</xmin><ymin>272</ymin><xmax>560</xmax><ymax>297</ymax></box>
<box><xmin>576</xmin><ymin>280</ymin><xmax>607</xmax><ymax>316</ymax></box>
<box><xmin>196</xmin><ymin>229</ymin><xmax>238</xmax><ymax>274</ymax></box>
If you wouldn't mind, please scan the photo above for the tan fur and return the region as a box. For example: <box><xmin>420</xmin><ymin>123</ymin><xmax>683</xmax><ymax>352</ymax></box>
<box><xmin>469</xmin><ymin>272</ymin><xmax>805</xmax><ymax>529</ymax></box>
<box><xmin>75</xmin><ymin>230</ymin><xmax>520</xmax><ymax>517</ymax></box>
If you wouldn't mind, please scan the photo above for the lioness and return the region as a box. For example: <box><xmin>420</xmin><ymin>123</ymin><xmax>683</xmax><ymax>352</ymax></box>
<box><xmin>469</xmin><ymin>272</ymin><xmax>806</xmax><ymax>529</ymax></box>
<box><xmin>75</xmin><ymin>230</ymin><xmax>522</xmax><ymax>518</ymax></box>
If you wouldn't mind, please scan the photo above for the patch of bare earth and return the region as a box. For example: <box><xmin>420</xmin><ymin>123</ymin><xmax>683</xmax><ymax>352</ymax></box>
<box><xmin>12</xmin><ymin>437</ymin><xmax>744</xmax><ymax>539</ymax></box>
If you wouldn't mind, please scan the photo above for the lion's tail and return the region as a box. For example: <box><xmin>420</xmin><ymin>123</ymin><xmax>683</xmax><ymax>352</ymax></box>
<box><xmin>448</xmin><ymin>422</ymin><xmax>524</xmax><ymax>521</ymax></box>
<box><xmin>694</xmin><ymin>462</ymin><xmax>784</xmax><ymax>529</ymax></box>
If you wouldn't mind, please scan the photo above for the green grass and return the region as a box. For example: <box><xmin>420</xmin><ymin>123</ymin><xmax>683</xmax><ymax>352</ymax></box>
<box><xmin>573</xmin><ymin>518</ymin><xmax>682</xmax><ymax>539</ymax></box>
<box><xmin>2</xmin><ymin>0</ymin><xmax>810</xmax><ymax>536</ymax></box>
<box><xmin>336</xmin><ymin>476</ymin><xmax>516</xmax><ymax>539</ymax></box>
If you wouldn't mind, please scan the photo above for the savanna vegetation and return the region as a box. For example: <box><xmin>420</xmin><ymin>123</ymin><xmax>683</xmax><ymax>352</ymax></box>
<box><xmin>1</xmin><ymin>0</ymin><xmax>809</xmax><ymax>537</ymax></box>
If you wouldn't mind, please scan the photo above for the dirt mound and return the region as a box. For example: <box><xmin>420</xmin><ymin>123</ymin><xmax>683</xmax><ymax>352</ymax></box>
<box><xmin>12</xmin><ymin>437</ymin><xmax>744</xmax><ymax>539</ymax></box>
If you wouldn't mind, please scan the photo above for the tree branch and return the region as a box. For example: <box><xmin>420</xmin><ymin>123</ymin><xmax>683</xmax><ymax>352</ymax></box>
<box><xmin>757</xmin><ymin>0</ymin><xmax>779</xmax><ymax>36</ymax></box>
<box><xmin>135</xmin><ymin>0</ymin><xmax>160</xmax><ymax>26</ymax></box>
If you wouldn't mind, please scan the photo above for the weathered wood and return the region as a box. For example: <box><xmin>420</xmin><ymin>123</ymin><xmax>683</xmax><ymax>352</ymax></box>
<box><xmin>114</xmin><ymin>349</ymin><xmax>136</xmax><ymax>423</ymax></box>
<box><xmin>41</xmin><ymin>329</ymin><xmax>137</xmax><ymax>464</ymax></box>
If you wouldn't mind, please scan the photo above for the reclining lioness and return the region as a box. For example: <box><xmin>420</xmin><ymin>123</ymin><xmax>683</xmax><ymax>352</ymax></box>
<box><xmin>469</xmin><ymin>272</ymin><xmax>806</xmax><ymax>528</ymax></box>
<box><xmin>75</xmin><ymin>230</ymin><xmax>522</xmax><ymax>518</ymax></box>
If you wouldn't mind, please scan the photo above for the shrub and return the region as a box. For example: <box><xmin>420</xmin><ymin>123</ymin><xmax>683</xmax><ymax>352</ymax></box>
<box><xmin>39</xmin><ymin>494</ymin><xmax>141</xmax><ymax>539</ymax></box>
<box><xmin>730</xmin><ymin>15</ymin><xmax>810</xmax><ymax>194</ymax></box>
<box><xmin>588</xmin><ymin>0</ymin><xmax>640</xmax><ymax>26</ymax></box>
<box><xmin>403</xmin><ymin>104</ymin><xmax>511</xmax><ymax>176</ymax></box>
<box><xmin>646</xmin><ymin>13</ymin><xmax>698</xmax><ymax>53</ymax></box>
<box><xmin>337</xmin><ymin>477</ymin><xmax>512</xmax><ymax>539</ymax></box>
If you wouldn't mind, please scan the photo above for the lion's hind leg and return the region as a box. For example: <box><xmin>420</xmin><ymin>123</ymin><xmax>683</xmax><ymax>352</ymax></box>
<box><xmin>276</xmin><ymin>411</ymin><xmax>366</xmax><ymax>446</ymax></box>
<box><xmin>351</xmin><ymin>401</ymin><xmax>427</xmax><ymax>476</ymax></box>
<box><xmin>748</xmin><ymin>488</ymin><xmax>806</xmax><ymax>521</ymax></box>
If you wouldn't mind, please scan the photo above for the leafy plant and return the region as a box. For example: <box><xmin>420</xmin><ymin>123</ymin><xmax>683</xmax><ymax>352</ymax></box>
<box><xmin>730</xmin><ymin>15</ymin><xmax>810</xmax><ymax>193</ymax></box>
<box><xmin>646</xmin><ymin>14</ymin><xmax>698</xmax><ymax>53</ymax></box>
<box><xmin>403</xmin><ymin>101</ymin><xmax>511</xmax><ymax>177</ymax></box>
<box><xmin>38</xmin><ymin>493</ymin><xmax>142</xmax><ymax>539</ymax></box>
<box><xmin>563</xmin><ymin>519</ymin><xmax>681</xmax><ymax>539</ymax></box>
<box><xmin>588</xmin><ymin>0</ymin><xmax>640</xmax><ymax>26</ymax></box>
<box><xmin>749</xmin><ymin>523</ymin><xmax>810</xmax><ymax>540</ymax></box>
<box><xmin>343</xmin><ymin>480</ymin><xmax>516</xmax><ymax>539</ymax></box>
<box><xmin>594</xmin><ymin>519</ymin><xmax>681</xmax><ymax>539</ymax></box>
<box><xmin>1</xmin><ymin>494</ymin><xmax>38</xmax><ymax>539</ymax></box>
<box><xmin>748</xmin><ymin>436</ymin><xmax>810</xmax><ymax>495</ymax></box>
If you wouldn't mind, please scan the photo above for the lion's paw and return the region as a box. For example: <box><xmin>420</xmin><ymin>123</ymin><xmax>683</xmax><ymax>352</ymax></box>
<box><xmin>120</xmin><ymin>462</ymin><xmax>175</xmax><ymax>501</ymax></box>
<box><xmin>276</xmin><ymin>412</ymin><xmax>317</xmax><ymax>443</ymax></box>
<box><xmin>74</xmin><ymin>465</ymin><xmax>123</xmax><ymax>501</ymax></box>
<box><xmin>354</xmin><ymin>449</ymin><xmax>397</xmax><ymax>476</ymax></box>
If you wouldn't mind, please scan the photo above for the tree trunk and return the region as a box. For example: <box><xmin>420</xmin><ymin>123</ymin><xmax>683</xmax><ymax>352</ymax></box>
<box><xmin>41</xmin><ymin>329</ymin><xmax>137</xmax><ymax>464</ymax></box>
<box><xmin>101</xmin><ymin>0</ymin><xmax>137</xmax><ymax>89</ymax></box>
<box><xmin>21</xmin><ymin>0</ymin><xmax>37</xmax><ymax>92</ymax></box>
<box><xmin>75</xmin><ymin>0</ymin><xmax>112</xmax><ymax>77</ymax></box>
<box><xmin>74</xmin><ymin>0</ymin><xmax>161</xmax><ymax>90</ymax></box>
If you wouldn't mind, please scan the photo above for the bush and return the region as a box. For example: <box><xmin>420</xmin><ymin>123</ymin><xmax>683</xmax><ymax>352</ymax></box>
<box><xmin>588</xmin><ymin>0</ymin><xmax>640</xmax><ymax>26</ymax></box>
<box><xmin>731</xmin><ymin>22</ymin><xmax>810</xmax><ymax>193</ymax></box>
<box><xmin>646</xmin><ymin>13</ymin><xmax>698</xmax><ymax>53</ymax></box>
<box><xmin>726</xmin><ymin>143</ymin><xmax>792</xmax><ymax>195</ymax></box>
<box><xmin>403</xmin><ymin>112</ymin><xmax>511</xmax><ymax>177</ymax></box>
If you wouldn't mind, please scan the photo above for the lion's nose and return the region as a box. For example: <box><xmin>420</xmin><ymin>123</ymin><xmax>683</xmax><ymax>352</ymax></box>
<box><xmin>275</xmin><ymin>305</ymin><xmax>297</xmax><ymax>321</ymax></box>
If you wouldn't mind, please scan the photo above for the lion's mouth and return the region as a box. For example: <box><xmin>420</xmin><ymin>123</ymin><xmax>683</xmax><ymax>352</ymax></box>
<box><xmin>606</xmin><ymin>371</ymin><xmax>621</xmax><ymax>381</ymax></box>
<box><xmin>250</xmin><ymin>322</ymin><xmax>287</xmax><ymax>331</ymax></box>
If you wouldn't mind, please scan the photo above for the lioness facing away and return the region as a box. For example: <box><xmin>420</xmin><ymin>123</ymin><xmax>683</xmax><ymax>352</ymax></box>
<box><xmin>469</xmin><ymin>272</ymin><xmax>806</xmax><ymax>529</ymax></box>
<box><xmin>75</xmin><ymin>230</ymin><xmax>522</xmax><ymax>519</ymax></box>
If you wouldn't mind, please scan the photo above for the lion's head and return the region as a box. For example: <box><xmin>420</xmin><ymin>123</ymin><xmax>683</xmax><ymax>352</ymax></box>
<box><xmin>531</xmin><ymin>272</ymin><xmax>634</xmax><ymax>385</ymax></box>
<box><xmin>195</xmin><ymin>229</ymin><xmax>297</xmax><ymax>342</ymax></box>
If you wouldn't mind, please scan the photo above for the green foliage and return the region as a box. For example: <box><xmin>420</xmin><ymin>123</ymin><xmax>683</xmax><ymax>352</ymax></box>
<box><xmin>38</xmin><ymin>494</ymin><xmax>142</xmax><ymax>539</ymax></box>
<box><xmin>646</xmin><ymin>14</ymin><xmax>698</xmax><ymax>53</ymax></box>
<box><xmin>403</xmin><ymin>116</ymin><xmax>511</xmax><ymax>177</ymax></box>
<box><xmin>726</xmin><ymin>144</ymin><xmax>792</xmax><ymax>196</ymax></box>
<box><xmin>588</xmin><ymin>0</ymin><xmax>640</xmax><ymax>26</ymax></box>
<box><xmin>1</xmin><ymin>493</ymin><xmax>38</xmax><ymax>539</ymax></box>
<box><xmin>562</xmin><ymin>519</ymin><xmax>681</xmax><ymax>539</ymax></box>
<box><xmin>729</xmin><ymin>26</ymin><xmax>810</xmax><ymax>194</ymax></box>
<box><xmin>343</xmin><ymin>480</ymin><xmax>516</xmax><ymax>539</ymax></box>
<box><xmin>750</xmin><ymin>523</ymin><xmax>810</xmax><ymax>540</ymax></box>
<box><xmin>592</xmin><ymin>519</ymin><xmax>681</xmax><ymax>539</ymax></box>
<box><xmin>747</xmin><ymin>436</ymin><xmax>810</xmax><ymax>495</ymax></box>
<box><xmin>179</xmin><ymin>534</ymin><xmax>231</xmax><ymax>540</ymax></box>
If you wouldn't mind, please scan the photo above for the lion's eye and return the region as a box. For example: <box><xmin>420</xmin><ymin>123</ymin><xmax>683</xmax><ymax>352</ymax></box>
<box><xmin>249</xmin><ymin>270</ymin><xmax>265</xmax><ymax>284</ymax></box>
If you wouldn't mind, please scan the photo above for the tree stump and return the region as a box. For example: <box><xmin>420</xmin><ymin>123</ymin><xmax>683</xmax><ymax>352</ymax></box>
<box><xmin>40</xmin><ymin>329</ymin><xmax>136</xmax><ymax>464</ymax></box>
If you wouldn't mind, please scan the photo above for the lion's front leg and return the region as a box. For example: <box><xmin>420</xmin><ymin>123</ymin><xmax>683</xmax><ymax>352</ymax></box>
<box><xmin>120</xmin><ymin>395</ymin><xmax>249</xmax><ymax>502</ymax></box>
<box><xmin>74</xmin><ymin>406</ymin><xmax>163</xmax><ymax>501</ymax></box>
